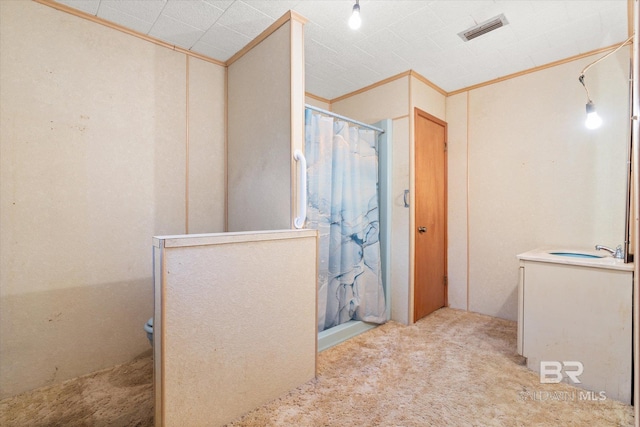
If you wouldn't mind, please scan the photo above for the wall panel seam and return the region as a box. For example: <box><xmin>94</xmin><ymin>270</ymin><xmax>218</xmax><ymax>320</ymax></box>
<box><xmin>466</xmin><ymin>91</ymin><xmax>470</xmax><ymax>312</ymax></box>
<box><xmin>185</xmin><ymin>56</ymin><xmax>190</xmax><ymax>234</ymax></box>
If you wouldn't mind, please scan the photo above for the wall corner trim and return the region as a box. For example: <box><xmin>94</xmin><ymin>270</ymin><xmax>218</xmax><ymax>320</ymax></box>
<box><xmin>305</xmin><ymin>92</ymin><xmax>331</xmax><ymax>105</ymax></box>
<box><xmin>226</xmin><ymin>10</ymin><xmax>308</xmax><ymax>67</ymax></box>
<box><xmin>409</xmin><ymin>70</ymin><xmax>448</xmax><ymax>96</ymax></box>
<box><xmin>33</xmin><ymin>0</ymin><xmax>226</xmax><ymax>67</ymax></box>
<box><xmin>331</xmin><ymin>70</ymin><xmax>413</xmax><ymax>104</ymax></box>
<box><xmin>447</xmin><ymin>42</ymin><xmax>633</xmax><ymax>96</ymax></box>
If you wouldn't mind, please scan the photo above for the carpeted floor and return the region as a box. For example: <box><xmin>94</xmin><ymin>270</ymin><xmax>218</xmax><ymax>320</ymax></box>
<box><xmin>0</xmin><ymin>350</ymin><xmax>154</xmax><ymax>427</ymax></box>
<box><xmin>0</xmin><ymin>308</ymin><xmax>634</xmax><ymax>426</ymax></box>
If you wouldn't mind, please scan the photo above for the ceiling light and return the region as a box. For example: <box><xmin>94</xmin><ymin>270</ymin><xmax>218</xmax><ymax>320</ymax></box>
<box><xmin>349</xmin><ymin>0</ymin><xmax>361</xmax><ymax>30</ymax></box>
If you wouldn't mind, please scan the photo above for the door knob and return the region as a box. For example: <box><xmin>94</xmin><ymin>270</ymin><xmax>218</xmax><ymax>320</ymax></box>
<box><xmin>418</xmin><ymin>226</ymin><xmax>426</xmax><ymax>233</ymax></box>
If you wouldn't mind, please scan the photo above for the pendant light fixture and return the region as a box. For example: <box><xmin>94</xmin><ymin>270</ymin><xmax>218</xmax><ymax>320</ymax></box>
<box><xmin>578</xmin><ymin>35</ymin><xmax>633</xmax><ymax>130</ymax></box>
<box><xmin>584</xmin><ymin>100</ymin><xmax>602</xmax><ymax>130</ymax></box>
<box><xmin>349</xmin><ymin>0</ymin><xmax>361</xmax><ymax>30</ymax></box>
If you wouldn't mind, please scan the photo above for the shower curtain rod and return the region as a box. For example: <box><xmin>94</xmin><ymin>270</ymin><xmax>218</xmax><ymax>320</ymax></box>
<box><xmin>305</xmin><ymin>104</ymin><xmax>385</xmax><ymax>134</ymax></box>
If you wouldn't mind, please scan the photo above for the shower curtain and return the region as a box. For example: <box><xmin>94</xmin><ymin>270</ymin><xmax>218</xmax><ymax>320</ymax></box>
<box><xmin>305</xmin><ymin>109</ymin><xmax>387</xmax><ymax>332</ymax></box>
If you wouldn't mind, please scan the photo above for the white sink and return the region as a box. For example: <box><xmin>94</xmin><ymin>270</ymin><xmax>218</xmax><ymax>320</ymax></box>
<box><xmin>548</xmin><ymin>251</ymin><xmax>604</xmax><ymax>259</ymax></box>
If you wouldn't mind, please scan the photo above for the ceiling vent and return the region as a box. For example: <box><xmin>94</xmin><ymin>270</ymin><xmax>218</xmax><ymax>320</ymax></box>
<box><xmin>458</xmin><ymin>14</ymin><xmax>509</xmax><ymax>42</ymax></box>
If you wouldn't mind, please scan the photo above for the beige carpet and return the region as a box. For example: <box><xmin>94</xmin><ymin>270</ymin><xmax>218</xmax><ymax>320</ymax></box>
<box><xmin>0</xmin><ymin>308</ymin><xmax>634</xmax><ymax>426</ymax></box>
<box><xmin>0</xmin><ymin>351</ymin><xmax>154</xmax><ymax>427</ymax></box>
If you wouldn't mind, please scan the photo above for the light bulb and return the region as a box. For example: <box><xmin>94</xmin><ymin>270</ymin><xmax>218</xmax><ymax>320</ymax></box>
<box><xmin>349</xmin><ymin>3</ymin><xmax>361</xmax><ymax>30</ymax></box>
<box><xmin>585</xmin><ymin>101</ymin><xmax>602</xmax><ymax>129</ymax></box>
<box><xmin>585</xmin><ymin>112</ymin><xmax>602</xmax><ymax>129</ymax></box>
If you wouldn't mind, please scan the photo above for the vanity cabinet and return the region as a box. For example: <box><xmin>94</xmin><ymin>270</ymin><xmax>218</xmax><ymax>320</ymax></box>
<box><xmin>517</xmin><ymin>249</ymin><xmax>633</xmax><ymax>403</ymax></box>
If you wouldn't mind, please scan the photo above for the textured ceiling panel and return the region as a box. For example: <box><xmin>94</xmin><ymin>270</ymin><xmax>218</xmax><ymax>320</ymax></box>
<box><xmin>215</xmin><ymin>1</ymin><xmax>275</xmax><ymax>40</ymax></box>
<box><xmin>54</xmin><ymin>0</ymin><xmax>629</xmax><ymax>99</ymax></box>
<box><xmin>198</xmin><ymin>22</ymin><xmax>252</xmax><ymax>58</ymax></box>
<box><xmin>161</xmin><ymin>1</ymin><xmax>225</xmax><ymax>31</ymax></box>
<box><xmin>96</xmin><ymin>3</ymin><xmax>156</xmax><ymax>34</ymax></box>
<box><xmin>58</xmin><ymin>0</ymin><xmax>100</xmax><ymax>15</ymax></box>
<box><xmin>240</xmin><ymin>0</ymin><xmax>300</xmax><ymax>19</ymax></box>
<box><xmin>148</xmin><ymin>14</ymin><xmax>204</xmax><ymax>50</ymax></box>
<box><xmin>99</xmin><ymin>0</ymin><xmax>166</xmax><ymax>23</ymax></box>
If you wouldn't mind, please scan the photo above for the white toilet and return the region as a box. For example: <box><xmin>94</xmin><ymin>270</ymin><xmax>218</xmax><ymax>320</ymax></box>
<box><xmin>144</xmin><ymin>317</ymin><xmax>153</xmax><ymax>346</ymax></box>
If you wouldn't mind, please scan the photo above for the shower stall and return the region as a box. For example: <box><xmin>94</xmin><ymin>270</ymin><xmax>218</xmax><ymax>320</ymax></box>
<box><xmin>303</xmin><ymin>105</ymin><xmax>392</xmax><ymax>350</ymax></box>
<box><xmin>152</xmin><ymin>108</ymin><xmax>392</xmax><ymax>425</ymax></box>
<box><xmin>222</xmin><ymin>16</ymin><xmax>390</xmax><ymax>349</ymax></box>
<box><xmin>153</xmin><ymin>16</ymin><xmax>392</xmax><ymax>426</ymax></box>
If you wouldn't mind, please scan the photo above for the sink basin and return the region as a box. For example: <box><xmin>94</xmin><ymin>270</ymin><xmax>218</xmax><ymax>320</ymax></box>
<box><xmin>548</xmin><ymin>251</ymin><xmax>604</xmax><ymax>259</ymax></box>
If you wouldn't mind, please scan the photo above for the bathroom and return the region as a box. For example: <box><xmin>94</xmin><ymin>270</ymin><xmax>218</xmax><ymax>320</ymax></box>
<box><xmin>0</xmin><ymin>0</ymin><xmax>636</xmax><ymax>425</ymax></box>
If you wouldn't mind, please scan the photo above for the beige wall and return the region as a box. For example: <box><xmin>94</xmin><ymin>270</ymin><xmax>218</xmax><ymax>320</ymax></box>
<box><xmin>227</xmin><ymin>19</ymin><xmax>303</xmax><ymax>232</ymax></box>
<box><xmin>188</xmin><ymin>58</ymin><xmax>226</xmax><ymax>234</ymax></box>
<box><xmin>332</xmin><ymin>77</ymin><xmax>409</xmax><ymax>124</ymax></box>
<box><xmin>389</xmin><ymin>117</ymin><xmax>411</xmax><ymax>325</ymax></box>
<box><xmin>448</xmin><ymin>49</ymin><xmax>630</xmax><ymax>321</ymax></box>
<box><xmin>305</xmin><ymin>95</ymin><xmax>330</xmax><ymax>110</ymax></box>
<box><xmin>411</xmin><ymin>76</ymin><xmax>446</xmax><ymax>121</ymax></box>
<box><xmin>0</xmin><ymin>1</ymin><xmax>225</xmax><ymax>397</ymax></box>
<box><xmin>444</xmin><ymin>92</ymin><xmax>468</xmax><ymax>311</ymax></box>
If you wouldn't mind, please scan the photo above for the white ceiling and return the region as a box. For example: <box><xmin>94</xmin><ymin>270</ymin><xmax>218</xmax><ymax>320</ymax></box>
<box><xmin>55</xmin><ymin>0</ymin><xmax>629</xmax><ymax>99</ymax></box>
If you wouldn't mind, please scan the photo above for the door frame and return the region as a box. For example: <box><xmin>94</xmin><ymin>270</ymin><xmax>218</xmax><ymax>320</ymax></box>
<box><xmin>412</xmin><ymin>107</ymin><xmax>448</xmax><ymax>322</ymax></box>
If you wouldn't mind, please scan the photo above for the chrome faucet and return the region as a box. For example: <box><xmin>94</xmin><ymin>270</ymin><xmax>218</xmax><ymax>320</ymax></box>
<box><xmin>595</xmin><ymin>244</ymin><xmax>624</xmax><ymax>259</ymax></box>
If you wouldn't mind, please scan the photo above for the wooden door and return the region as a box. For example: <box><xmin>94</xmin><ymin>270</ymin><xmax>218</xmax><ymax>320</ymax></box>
<box><xmin>414</xmin><ymin>108</ymin><xmax>447</xmax><ymax>322</ymax></box>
